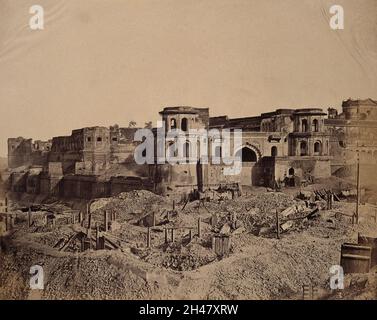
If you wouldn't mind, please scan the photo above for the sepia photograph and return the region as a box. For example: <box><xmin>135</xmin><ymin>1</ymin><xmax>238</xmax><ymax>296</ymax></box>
<box><xmin>0</xmin><ymin>0</ymin><xmax>377</xmax><ymax>309</ymax></box>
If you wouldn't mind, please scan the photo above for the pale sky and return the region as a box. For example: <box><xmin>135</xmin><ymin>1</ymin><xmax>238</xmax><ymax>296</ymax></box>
<box><xmin>0</xmin><ymin>0</ymin><xmax>376</xmax><ymax>156</ymax></box>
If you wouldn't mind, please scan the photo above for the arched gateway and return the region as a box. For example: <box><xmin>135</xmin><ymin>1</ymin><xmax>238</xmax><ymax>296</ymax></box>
<box><xmin>234</xmin><ymin>145</ymin><xmax>262</xmax><ymax>186</ymax></box>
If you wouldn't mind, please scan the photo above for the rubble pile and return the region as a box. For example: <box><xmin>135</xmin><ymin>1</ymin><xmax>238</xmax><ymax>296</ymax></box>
<box><xmin>91</xmin><ymin>190</ymin><xmax>169</xmax><ymax>223</ymax></box>
<box><xmin>143</xmin><ymin>241</ymin><xmax>217</xmax><ymax>271</ymax></box>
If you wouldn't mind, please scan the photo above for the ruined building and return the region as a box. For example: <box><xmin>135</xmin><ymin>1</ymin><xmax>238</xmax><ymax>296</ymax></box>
<box><xmin>150</xmin><ymin>106</ymin><xmax>331</xmax><ymax>195</ymax></box>
<box><xmin>4</xmin><ymin>99</ymin><xmax>377</xmax><ymax>199</ymax></box>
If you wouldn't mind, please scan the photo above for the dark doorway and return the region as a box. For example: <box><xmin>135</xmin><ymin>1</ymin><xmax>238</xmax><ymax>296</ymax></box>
<box><xmin>236</xmin><ymin>147</ymin><xmax>257</xmax><ymax>162</ymax></box>
<box><xmin>300</xmin><ymin>141</ymin><xmax>307</xmax><ymax>156</ymax></box>
<box><xmin>181</xmin><ymin>118</ymin><xmax>188</xmax><ymax>131</ymax></box>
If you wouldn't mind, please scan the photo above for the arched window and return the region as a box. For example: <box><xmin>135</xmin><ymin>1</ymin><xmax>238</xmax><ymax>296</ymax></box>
<box><xmin>288</xmin><ymin>168</ymin><xmax>295</xmax><ymax>176</ymax></box>
<box><xmin>300</xmin><ymin>141</ymin><xmax>307</xmax><ymax>156</ymax></box>
<box><xmin>214</xmin><ymin>146</ymin><xmax>222</xmax><ymax>158</ymax></box>
<box><xmin>183</xmin><ymin>141</ymin><xmax>190</xmax><ymax>158</ymax></box>
<box><xmin>302</xmin><ymin>119</ymin><xmax>308</xmax><ymax>132</ymax></box>
<box><xmin>170</xmin><ymin>118</ymin><xmax>177</xmax><ymax>130</ymax></box>
<box><xmin>167</xmin><ymin>142</ymin><xmax>176</xmax><ymax>158</ymax></box>
<box><xmin>271</xmin><ymin>146</ymin><xmax>278</xmax><ymax>157</ymax></box>
<box><xmin>312</xmin><ymin>119</ymin><xmax>319</xmax><ymax>132</ymax></box>
<box><xmin>314</xmin><ymin>141</ymin><xmax>322</xmax><ymax>155</ymax></box>
<box><xmin>97</xmin><ymin>137</ymin><xmax>102</xmax><ymax>142</ymax></box>
<box><xmin>181</xmin><ymin>118</ymin><xmax>188</xmax><ymax>132</ymax></box>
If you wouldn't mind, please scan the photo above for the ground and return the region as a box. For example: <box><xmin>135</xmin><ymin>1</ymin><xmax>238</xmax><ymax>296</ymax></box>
<box><xmin>0</xmin><ymin>181</ymin><xmax>377</xmax><ymax>300</ymax></box>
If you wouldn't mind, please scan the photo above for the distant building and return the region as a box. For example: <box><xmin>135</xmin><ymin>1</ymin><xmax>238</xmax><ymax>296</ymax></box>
<box><xmin>5</xmin><ymin>98</ymin><xmax>377</xmax><ymax>198</ymax></box>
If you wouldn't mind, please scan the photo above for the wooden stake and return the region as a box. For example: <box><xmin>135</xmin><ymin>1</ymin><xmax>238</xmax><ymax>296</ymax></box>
<box><xmin>198</xmin><ymin>218</ymin><xmax>201</xmax><ymax>238</ymax></box>
<box><xmin>147</xmin><ymin>227</ymin><xmax>151</xmax><ymax>248</ymax></box>
<box><xmin>104</xmin><ymin>210</ymin><xmax>108</xmax><ymax>232</ymax></box>
<box><xmin>276</xmin><ymin>209</ymin><xmax>280</xmax><ymax>239</ymax></box>
<box><xmin>165</xmin><ymin>228</ymin><xmax>168</xmax><ymax>243</ymax></box>
<box><xmin>28</xmin><ymin>207</ymin><xmax>31</xmax><ymax>228</ymax></box>
<box><xmin>356</xmin><ymin>151</ymin><xmax>360</xmax><ymax>224</ymax></box>
<box><xmin>88</xmin><ymin>213</ymin><xmax>92</xmax><ymax>229</ymax></box>
<box><xmin>171</xmin><ymin>228</ymin><xmax>174</xmax><ymax>242</ymax></box>
<box><xmin>96</xmin><ymin>223</ymin><xmax>100</xmax><ymax>250</ymax></box>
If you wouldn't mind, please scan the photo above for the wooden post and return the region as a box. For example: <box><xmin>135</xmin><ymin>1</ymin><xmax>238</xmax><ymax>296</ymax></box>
<box><xmin>171</xmin><ymin>228</ymin><xmax>174</xmax><ymax>242</ymax></box>
<box><xmin>356</xmin><ymin>152</ymin><xmax>360</xmax><ymax>224</ymax></box>
<box><xmin>5</xmin><ymin>197</ymin><xmax>8</xmax><ymax>213</ymax></box>
<box><xmin>88</xmin><ymin>213</ymin><xmax>92</xmax><ymax>229</ymax></box>
<box><xmin>152</xmin><ymin>212</ymin><xmax>156</xmax><ymax>227</ymax></box>
<box><xmin>104</xmin><ymin>211</ymin><xmax>108</xmax><ymax>232</ymax></box>
<box><xmin>167</xmin><ymin>211</ymin><xmax>170</xmax><ymax>222</ymax></box>
<box><xmin>312</xmin><ymin>286</ymin><xmax>318</xmax><ymax>300</ymax></box>
<box><xmin>72</xmin><ymin>212</ymin><xmax>76</xmax><ymax>224</ymax></box>
<box><xmin>96</xmin><ymin>223</ymin><xmax>100</xmax><ymax>250</ymax></box>
<box><xmin>165</xmin><ymin>228</ymin><xmax>168</xmax><ymax>243</ymax></box>
<box><xmin>197</xmin><ymin>218</ymin><xmax>201</xmax><ymax>238</ymax></box>
<box><xmin>276</xmin><ymin>210</ymin><xmax>280</xmax><ymax>239</ymax></box>
<box><xmin>173</xmin><ymin>200</ymin><xmax>175</xmax><ymax>211</ymax></box>
<box><xmin>303</xmin><ymin>284</ymin><xmax>310</xmax><ymax>300</ymax></box>
<box><xmin>87</xmin><ymin>228</ymin><xmax>92</xmax><ymax>249</ymax></box>
<box><xmin>79</xmin><ymin>211</ymin><xmax>83</xmax><ymax>223</ymax></box>
<box><xmin>147</xmin><ymin>227</ymin><xmax>151</xmax><ymax>248</ymax></box>
<box><xmin>189</xmin><ymin>229</ymin><xmax>192</xmax><ymax>242</ymax></box>
<box><xmin>81</xmin><ymin>237</ymin><xmax>85</xmax><ymax>252</ymax></box>
<box><xmin>28</xmin><ymin>207</ymin><xmax>32</xmax><ymax>228</ymax></box>
<box><xmin>4</xmin><ymin>215</ymin><xmax>8</xmax><ymax>231</ymax></box>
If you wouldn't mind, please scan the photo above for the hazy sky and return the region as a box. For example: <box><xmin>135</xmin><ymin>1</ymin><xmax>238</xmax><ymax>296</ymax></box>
<box><xmin>0</xmin><ymin>0</ymin><xmax>377</xmax><ymax>156</ymax></box>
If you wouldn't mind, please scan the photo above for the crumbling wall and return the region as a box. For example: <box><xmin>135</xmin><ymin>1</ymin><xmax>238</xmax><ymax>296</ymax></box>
<box><xmin>274</xmin><ymin>158</ymin><xmax>331</xmax><ymax>182</ymax></box>
<box><xmin>62</xmin><ymin>175</ymin><xmax>109</xmax><ymax>199</ymax></box>
<box><xmin>7</xmin><ymin>137</ymin><xmax>49</xmax><ymax>169</ymax></box>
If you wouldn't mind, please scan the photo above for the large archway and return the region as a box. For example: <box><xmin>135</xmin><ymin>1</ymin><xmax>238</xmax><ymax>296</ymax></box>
<box><xmin>234</xmin><ymin>146</ymin><xmax>260</xmax><ymax>187</ymax></box>
<box><xmin>235</xmin><ymin>147</ymin><xmax>258</xmax><ymax>162</ymax></box>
